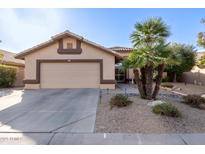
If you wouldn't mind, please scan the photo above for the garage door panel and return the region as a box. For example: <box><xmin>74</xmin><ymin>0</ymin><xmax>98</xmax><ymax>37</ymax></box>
<box><xmin>40</xmin><ymin>63</ymin><xmax>100</xmax><ymax>88</ymax></box>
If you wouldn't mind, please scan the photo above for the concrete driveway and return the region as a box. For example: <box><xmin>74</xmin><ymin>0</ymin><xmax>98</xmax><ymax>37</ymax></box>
<box><xmin>0</xmin><ymin>89</ymin><xmax>99</xmax><ymax>134</ymax></box>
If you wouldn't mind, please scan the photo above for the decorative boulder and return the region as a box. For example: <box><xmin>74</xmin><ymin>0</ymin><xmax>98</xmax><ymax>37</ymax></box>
<box><xmin>148</xmin><ymin>100</ymin><xmax>167</xmax><ymax>107</ymax></box>
<box><xmin>201</xmin><ymin>94</ymin><xmax>205</xmax><ymax>98</ymax></box>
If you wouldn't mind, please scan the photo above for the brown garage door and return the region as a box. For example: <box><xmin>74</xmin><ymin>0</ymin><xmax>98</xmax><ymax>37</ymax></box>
<box><xmin>40</xmin><ymin>62</ymin><xmax>100</xmax><ymax>88</ymax></box>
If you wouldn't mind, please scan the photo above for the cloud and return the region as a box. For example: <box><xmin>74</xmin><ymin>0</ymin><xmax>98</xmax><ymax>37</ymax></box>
<box><xmin>0</xmin><ymin>9</ymin><xmax>66</xmax><ymax>52</ymax></box>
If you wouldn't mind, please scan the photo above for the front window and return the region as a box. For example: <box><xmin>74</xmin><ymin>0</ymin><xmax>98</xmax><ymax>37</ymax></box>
<box><xmin>115</xmin><ymin>63</ymin><xmax>125</xmax><ymax>83</ymax></box>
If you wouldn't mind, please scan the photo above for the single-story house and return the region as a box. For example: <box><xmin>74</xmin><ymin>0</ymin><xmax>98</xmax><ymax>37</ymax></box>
<box><xmin>15</xmin><ymin>30</ymin><xmax>123</xmax><ymax>89</ymax></box>
<box><xmin>0</xmin><ymin>49</ymin><xmax>25</xmax><ymax>87</ymax></box>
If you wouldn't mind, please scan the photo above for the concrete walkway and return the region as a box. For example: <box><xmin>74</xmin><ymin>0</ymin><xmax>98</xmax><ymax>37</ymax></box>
<box><xmin>0</xmin><ymin>133</ymin><xmax>205</xmax><ymax>145</ymax></box>
<box><xmin>117</xmin><ymin>84</ymin><xmax>139</xmax><ymax>94</ymax></box>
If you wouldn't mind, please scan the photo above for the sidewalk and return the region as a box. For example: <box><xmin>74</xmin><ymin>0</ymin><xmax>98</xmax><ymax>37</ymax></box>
<box><xmin>0</xmin><ymin>133</ymin><xmax>205</xmax><ymax>145</ymax></box>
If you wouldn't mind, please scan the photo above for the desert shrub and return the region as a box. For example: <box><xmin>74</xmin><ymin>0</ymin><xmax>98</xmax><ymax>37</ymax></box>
<box><xmin>162</xmin><ymin>77</ymin><xmax>170</xmax><ymax>82</ymax></box>
<box><xmin>152</xmin><ymin>103</ymin><xmax>181</xmax><ymax>117</ymax></box>
<box><xmin>161</xmin><ymin>83</ymin><xmax>174</xmax><ymax>88</ymax></box>
<box><xmin>0</xmin><ymin>64</ymin><xmax>17</xmax><ymax>88</ymax></box>
<box><xmin>182</xmin><ymin>94</ymin><xmax>205</xmax><ymax>109</ymax></box>
<box><xmin>110</xmin><ymin>94</ymin><xmax>132</xmax><ymax>109</ymax></box>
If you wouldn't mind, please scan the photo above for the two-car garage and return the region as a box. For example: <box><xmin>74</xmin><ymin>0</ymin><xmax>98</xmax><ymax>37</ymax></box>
<box><xmin>40</xmin><ymin>62</ymin><xmax>100</xmax><ymax>88</ymax></box>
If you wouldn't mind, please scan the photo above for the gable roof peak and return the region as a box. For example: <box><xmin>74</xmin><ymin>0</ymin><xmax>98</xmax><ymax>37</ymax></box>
<box><xmin>15</xmin><ymin>30</ymin><xmax>122</xmax><ymax>59</ymax></box>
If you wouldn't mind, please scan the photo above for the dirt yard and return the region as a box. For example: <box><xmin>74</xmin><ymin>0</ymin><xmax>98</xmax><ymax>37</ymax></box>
<box><xmin>95</xmin><ymin>93</ymin><xmax>205</xmax><ymax>133</ymax></box>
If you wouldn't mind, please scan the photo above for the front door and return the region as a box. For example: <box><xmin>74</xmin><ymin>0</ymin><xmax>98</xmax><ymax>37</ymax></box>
<box><xmin>115</xmin><ymin>68</ymin><xmax>125</xmax><ymax>83</ymax></box>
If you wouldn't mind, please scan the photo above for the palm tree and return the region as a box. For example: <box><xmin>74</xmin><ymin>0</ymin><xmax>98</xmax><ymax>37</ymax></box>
<box><xmin>123</xmin><ymin>17</ymin><xmax>171</xmax><ymax>100</ymax></box>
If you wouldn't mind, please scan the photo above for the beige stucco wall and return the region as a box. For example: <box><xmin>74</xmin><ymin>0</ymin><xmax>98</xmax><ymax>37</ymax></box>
<box><xmin>182</xmin><ymin>66</ymin><xmax>205</xmax><ymax>85</ymax></box>
<box><xmin>14</xmin><ymin>66</ymin><xmax>24</xmax><ymax>87</ymax></box>
<box><xmin>25</xmin><ymin>84</ymin><xmax>40</xmax><ymax>89</ymax></box>
<box><xmin>117</xmin><ymin>52</ymin><xmax>129</xmax><ymax>58</ymax></box>
<box><xmin>100</xmin><ymin>84</ymin><xmax>115</xmax><ymax>89</ymax></box>
<box><xmin>126</xmin><ymin>68</ymin><xmax>134</xmax><ymax>80</ymax></box>
<box><xmin>24</xmin><ymin>37</ymin><xmax>115</xmax><ymax>89</ymax></box>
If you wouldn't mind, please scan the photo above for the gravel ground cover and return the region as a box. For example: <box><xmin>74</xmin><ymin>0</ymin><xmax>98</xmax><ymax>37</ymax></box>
<box><xmin>161</xmin><ymin>82</ymin><xmax>205</xmax><ymax>95</ymax></box>
<box><xmin>95</xmin><ymin>93</ymin><xmax>205</xmax><ymax>133</ymax></box>
<box><xmin>0</xmin><ymin>88</ymin><xmax>23</xmax><ymax>97</ymax></box>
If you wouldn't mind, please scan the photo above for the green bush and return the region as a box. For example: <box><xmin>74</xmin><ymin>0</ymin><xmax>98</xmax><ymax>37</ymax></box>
<box><xmin>0</xmin><ymin>64</ymin><xmax>17</xmax><ymax>88</ymax></box>
<box><xmin>165</xmin><ymin>43</ymin><xmax>196</xmax><ymax>82</ymax></box>
<box><xmin>162</xmin><ymin>77</ymin><xmax>170</xmax><ymax>82</ymax></box>
<box><xmin>161</xmin><ymin>83</ymin><xmax>174</xmax><ymax>88</ymax></box>
<box><xmin>110</xmin><ymin>94</ymin><xmax>133</xmax><ymax>109</ymax></box>
<box><xmin>152</xmin><ymin>103</ymin><xmax>181</xmax><ymax>117</ymax></box>
<box><xmin>182</xmin><ymin>94</ymin><xmax>205</xmax><ymax>109</ymax></box>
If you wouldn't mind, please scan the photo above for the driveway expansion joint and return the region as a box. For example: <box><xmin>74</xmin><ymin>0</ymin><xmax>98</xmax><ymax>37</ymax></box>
<box><xmin>47</xmin><ymin>132</ymin><xmax>57</xmax><ymax>145</ymax></box>
<box><xmin>50</xmin><ymin>113</ymin><xmax>96</xmax><ymax>132</ymax></box>
<box><xmin>178</xmin><ymin>134</ymin><xmax>188</xmax><ymax>145</ymax></box>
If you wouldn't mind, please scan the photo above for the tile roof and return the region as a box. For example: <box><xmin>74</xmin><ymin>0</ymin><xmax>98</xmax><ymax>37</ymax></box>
<box><xmin>109</xmin><ymin>46</ymin><xmax>133</xmax><ymax>52</ymax></box>
<box><xmin>0</xmin><ymin>49</ymin><xmax>25</xmax><ymax>66</ymax></box>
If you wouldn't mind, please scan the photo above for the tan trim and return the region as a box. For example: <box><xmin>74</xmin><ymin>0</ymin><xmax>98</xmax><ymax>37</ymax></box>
<box><xmin>57</xmin><ymin>39</ymin><xmax>82</xmax><ymax>54</ymax></box>
<box><xmin>23</xmin><ymin>59</ymin><xmax>115</xmax><ymax>85</ymax></box>
<box><xmin>15</xmin><ymin>31</ymin><xmax>122</xmax><ymax>59</ymax></box>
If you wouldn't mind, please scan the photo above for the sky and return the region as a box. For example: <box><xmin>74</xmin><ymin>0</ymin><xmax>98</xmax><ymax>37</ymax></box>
<box><xmin>0</xmin><ymin>8</ymin><xmax>205</xmax><ymax>53</ymax></box>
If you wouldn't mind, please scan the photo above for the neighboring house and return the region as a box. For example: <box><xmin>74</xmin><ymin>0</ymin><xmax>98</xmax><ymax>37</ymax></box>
<box><xmin>196</xmin><ymin>51</ymin><xmax>205</xmax><ymax>60</ymax></box>
<box><xmin>15</xmin><ymin>30</ymin><xmax>122</xmax><ymax>89</ymax></box>
<box><xmin>182</xmin><ymin>51</ymin><xmax>205</xmax><ymax>85</ymax></box>
<box><xmin>0</xmin><ymin>49</ymin><xmax>25</xmax><ymax>87</ymax></box>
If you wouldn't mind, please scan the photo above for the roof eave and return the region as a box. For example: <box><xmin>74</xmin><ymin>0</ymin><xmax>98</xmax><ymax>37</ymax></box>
<box><xmin>1</xmin><ymin>61</ymin><xmax>25</xmax><ymax>67</ymax></box>
<box><xmin>15</xmin><ymin>39</ymin><xmax>55</xmax><ymax>59</ymax></box>
<box><xmin>15</xmin><ymin>31</ymin><xmax>123</xmax><ymax>59</ymax></box>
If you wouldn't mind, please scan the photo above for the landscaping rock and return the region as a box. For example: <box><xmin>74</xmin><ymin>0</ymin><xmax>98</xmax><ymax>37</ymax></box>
<box><xmin>201</xmin><ymin>94</ymin><xmax>205</xmax><ymax>98</ymax></box>
<box><xmin>175</xmin><ymin>88</ymin><xmax>182</xmax><ymax>91</ymax></box>
<box><xmin>148</xmin><ymin>100</ymin><xmax>167</xmax><ymax>107</ymax></box>
<box><xmin>199</xmin><ymin>104</ymin><xmax>205</xmax><ymax>110</ymax></box>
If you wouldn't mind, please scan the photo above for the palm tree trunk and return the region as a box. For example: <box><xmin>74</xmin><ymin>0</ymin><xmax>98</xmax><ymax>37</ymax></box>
<box><xmin>152</xmin><ymin>64</ymin><xmax>165</xmax><ymax>99</ymax></box>
<box><xmin>133</xmin><ymin>68</ymin><xmax>145</xmax><ymax>98</ymax></box>
<box><xmin>145</xmin><ymin>65</ymin><xmax>153</xmax><ymax>100</ymax></box>
<box><xmin>140</xmin><ymin>67</ymin><xmax>146</xmax><ymax>96</ymax></box>
<box><xmin>173</xmin><ymin>72</ymin><xmax>177</xmax><ymax>82</ymax></box>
